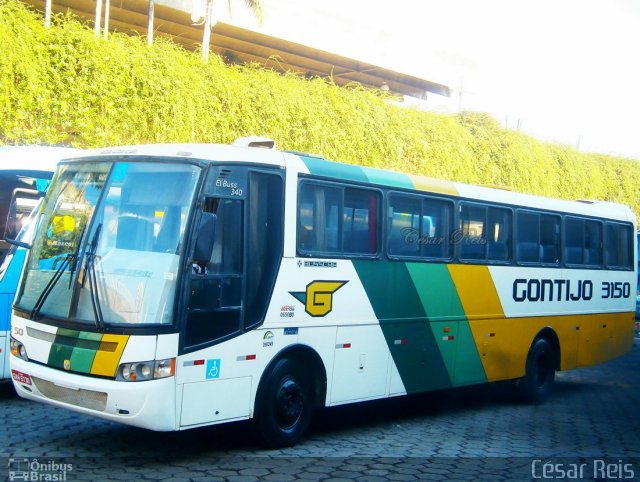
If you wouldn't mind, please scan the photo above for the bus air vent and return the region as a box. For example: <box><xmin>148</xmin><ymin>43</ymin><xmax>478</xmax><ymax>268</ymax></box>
<box><xmin>232</xmin><ymin>136</ymin><xmax>276</xmax><ymax>149</ymax></box>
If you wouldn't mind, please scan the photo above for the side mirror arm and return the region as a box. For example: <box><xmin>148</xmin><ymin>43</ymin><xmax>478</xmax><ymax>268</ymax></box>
<box><xmin>6</xmin><ymin>238</ymin><xmax>31</xmax><ymax>250</ymax></box>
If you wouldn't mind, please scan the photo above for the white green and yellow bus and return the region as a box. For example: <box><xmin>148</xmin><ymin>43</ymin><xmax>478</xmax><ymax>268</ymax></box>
<box><xmin>9</xmin><ymin>139</ymin><xmax>637</xmax><ymax>447</ymax></box>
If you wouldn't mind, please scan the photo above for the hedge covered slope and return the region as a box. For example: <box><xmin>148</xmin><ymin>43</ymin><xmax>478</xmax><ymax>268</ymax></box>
<box><xmin>1</xmin><ymin>0</ymin><xmax>638</xmax><ymax>216</ymax></box>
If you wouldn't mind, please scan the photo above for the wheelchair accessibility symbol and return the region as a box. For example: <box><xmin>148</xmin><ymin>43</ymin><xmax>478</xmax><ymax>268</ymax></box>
<box><xmin>206</xmin><ymin>359</ymin><xmax>221</xmax><ymax>379</ymax></box>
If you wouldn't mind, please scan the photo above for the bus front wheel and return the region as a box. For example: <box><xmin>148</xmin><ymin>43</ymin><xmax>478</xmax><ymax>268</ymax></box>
<box><xmin>255</xmin><ymin>358</ymin><xmax>314</xmax><ymax>448</ymax></box>
<box><xmin>519</xmin><ymin>338</ymin><xmax>556</xmax><ymax>405</ymax></box>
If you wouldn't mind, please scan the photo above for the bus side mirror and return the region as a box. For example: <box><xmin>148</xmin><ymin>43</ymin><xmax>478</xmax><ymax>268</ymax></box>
<box><xmin>193</xmin><ymin>212</ymin><xmax>216</xmax><ymax>264</ymax></box>
<box><xmin>4</xmin><ymin>188</ymin><xmax>40</xmax><ymax>240</ymax></box>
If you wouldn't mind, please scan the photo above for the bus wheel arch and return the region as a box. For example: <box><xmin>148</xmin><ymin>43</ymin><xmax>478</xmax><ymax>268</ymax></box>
<box><xmin>254</xmin><ymin>344</ymin><xmax>326</xmax><ymax>448</ymax></box>
<box><xmin>519</xmin><ymin>328</ymin><xmax>559</xmax><ymax>405</ymax></box>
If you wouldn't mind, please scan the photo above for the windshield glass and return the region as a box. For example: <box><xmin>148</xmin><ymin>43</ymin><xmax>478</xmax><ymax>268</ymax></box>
<box><xmin>16</xmin><ymin>160</ymin><xmax>201</xmax><ymax>326</ymax></box>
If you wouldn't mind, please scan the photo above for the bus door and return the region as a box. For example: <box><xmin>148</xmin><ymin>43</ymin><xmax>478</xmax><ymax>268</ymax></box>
<box><xmin>177</xmin><ymin>166</ymin><xmax>284</xmax><ymax>427</ymax></box>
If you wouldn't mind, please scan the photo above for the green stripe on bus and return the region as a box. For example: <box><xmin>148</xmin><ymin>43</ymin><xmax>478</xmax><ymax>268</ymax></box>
<box><xmin>405</xmin><ymin>262</ymin><xmax>487</xmax><ymax>386</ymax></box>
<box><xmin>405</xmin><ymin>263</ymin><xmax>465</xmax><ymax>321</ymax></box>
<box><xmin>47</xmin><ymin>328</ymin><xmax>80</xmax><ymax>370</ymax></box>
<box><xmin>454</xmin><ymin>321</ymin><xmax>488</xmax><ymax>386</ymax></box>
<box><xmin>352</xmin><ymin>260</ymin><xmax>451</xmax><ymax>393</ymax></box>
<box><xmin>301</xmin><ymin>156</ymin><xmax>369</xmax><ymax>184</ymax></box>
<box><xmin>362</xmin><ymin>167</ymin><xmax>414</xmax><ymax>190</ymax></box>
<box><xmin>406</xmin><ymin>263</ymin><xmax>464</xmax><ymax>382</ymax></box>
<box><xmin>69</xmin><ymin>331</ymin><xmax>102</xmax><ymax>373</ymax></box>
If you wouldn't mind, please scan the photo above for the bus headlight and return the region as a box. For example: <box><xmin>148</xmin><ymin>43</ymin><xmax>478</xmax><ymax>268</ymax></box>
<box><xmin>116</xmin><ymin>358</ymin><xmax>175</xmax><ymax>382</ymax></box>
<box><xmin>10</xmin><ymin>337</ymin><xmax>29</xmax><ymax>361</ymax></box>
<box><xmin>154</xmin><ymin>358</ymin><xmax>175</xmax><ymax>379</ymax></box>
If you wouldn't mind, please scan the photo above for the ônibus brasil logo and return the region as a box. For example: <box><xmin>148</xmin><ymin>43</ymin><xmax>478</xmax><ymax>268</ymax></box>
<box><xmin>289</xmin><ymin>280</ymin><xmax>348</xmax><ymax>317</ymax></box>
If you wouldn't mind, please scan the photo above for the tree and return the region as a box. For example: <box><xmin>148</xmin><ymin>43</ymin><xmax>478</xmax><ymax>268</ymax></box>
<box><xmin>200</xmin><ymin>0</ymin><xmax>263</xmax><ymax>61</ymax></box>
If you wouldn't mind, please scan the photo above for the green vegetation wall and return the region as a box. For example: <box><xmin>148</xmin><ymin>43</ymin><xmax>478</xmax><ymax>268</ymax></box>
<box><xmin>1</xmin><ymin>0</ymin><xmax>639</xmax><ymax>216</ymax></box>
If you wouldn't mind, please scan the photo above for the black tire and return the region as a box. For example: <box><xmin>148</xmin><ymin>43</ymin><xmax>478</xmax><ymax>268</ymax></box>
<box><xmin>519</xmin><ymin>338</ymin><xmax>556</xmax><ymax>405</ymax></box>
<box><xmin>255</xmin><ymin>358</ymin><xmax>314</xmax><ymax>448</ymax></box>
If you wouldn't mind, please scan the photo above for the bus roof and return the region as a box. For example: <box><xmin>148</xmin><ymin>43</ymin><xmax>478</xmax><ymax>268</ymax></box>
<box><xmin>72</xmin><ymin>143</ymin><xmax>635</xmax><ymax>224</ymax></box>
<box><xmin>0</xmin><ymin>146</ymin><xmax>82</xmax><ymax>173</ymax></box>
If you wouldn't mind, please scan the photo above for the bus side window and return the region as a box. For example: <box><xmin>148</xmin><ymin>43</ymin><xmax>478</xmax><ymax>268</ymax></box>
<box><xmin>422</xmin><ymin>198</ymin><xmax>452</xmax><ymax>259</ymax></box>
<box><xmin>343</xmin><ymin>188</ymin><xmax>378</xmax><ymax>255</ymax></box>
<box><xmin>565</xmin><ymin>217</ymin><xmax>603</xmax><ymax>267</ymax></box>
<box><xmin>517</xmin><ymin>211</ymin><xmax>540</xmax><ymax>263</ymax></box>
<box><xmin>387</xmin><ymin>195</ymin><xmax>421</xmax><ymax>257</ymax></box>
<box><xmin>605</xmin><ymin>222</ymin><xmax>633</xmax><ymax>269</ymax></box>
<box><xmin>486</xmin><ymin>207</ymin><xmax>512</xmax><ymax>262</ymax></box>
<box><xmin>298</xmin><ymin>184</ymin><xmax>341</xmax><ymax>253</ymax></box>
<box><xmin>517</xmin><ymin>211</ymin><xmax>561</xmax><ymax>265</ymax></box>
<box><xmin>245</xmin><ymin>171</ymin><xmax>284</xmax><ymax>329</ymax></box>
<box><xmin>459</xmin><ymin>204</ymin><xmax>486</xmax><ymax>260</ymax></box>
<box><xmin>185</xmin><ymin>197</ymin><xmax>243</xmax><ymax>347</ymax></box>
<box><xmin>540</xmin><ymin>214</ymin><xmax>561</xmax><ymax>264</ymax></box>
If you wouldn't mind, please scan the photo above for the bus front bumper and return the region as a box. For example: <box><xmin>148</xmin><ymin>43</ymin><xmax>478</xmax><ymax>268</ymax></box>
<box><xmin>10</xmin><ymin>356</ymin><xmax>177</xmax><ymax>431</ymax></box>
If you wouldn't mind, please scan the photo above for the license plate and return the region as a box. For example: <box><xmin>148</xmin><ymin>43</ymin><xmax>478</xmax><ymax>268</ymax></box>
<box><xmin>11</xmin><ymin>369</ymin><xmax>32</xmax><ymax>386</ymax></box>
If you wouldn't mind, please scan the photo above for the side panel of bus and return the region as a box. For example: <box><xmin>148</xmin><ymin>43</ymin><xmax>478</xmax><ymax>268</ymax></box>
<box><xmin>277</xmin><ymin>157</ymin><xmax>637</xmax><ymax>403</ymax></box>
<box><xmin>0</xmin><ymin>248</ymin><xmax>27</xmax><ymax>379</ymax></box>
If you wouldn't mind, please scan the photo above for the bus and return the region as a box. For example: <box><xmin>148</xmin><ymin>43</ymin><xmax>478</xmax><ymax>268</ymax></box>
<box><xmin>9</xmin><ymin>140</ymin><xmax>637</xmax><ymax>447</ymax></box>
<box><xmin>636</xmin><ymin>232</ymin><xmax>640</xmax><ymax>328</ymax></box>
<box><xmin>0</xmin><ymin>146</ymin><xmax>79</xmax><ymax>381</ymax></box>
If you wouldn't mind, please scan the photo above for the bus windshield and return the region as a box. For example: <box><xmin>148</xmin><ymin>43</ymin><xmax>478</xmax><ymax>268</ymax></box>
<box><xmin>16</xmin><ymin>160</ymin><xmax>201</xmax><ymax>327</ymax></box>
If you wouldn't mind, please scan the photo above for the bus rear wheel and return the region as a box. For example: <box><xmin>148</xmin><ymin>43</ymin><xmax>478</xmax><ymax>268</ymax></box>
<box><xmin>255</xmin><ymin>358</ymin><xmax>314</xmax><ymax>448</ymax></box>
<box><xmin>519</xmin><ymin>338</ymin><xmax>556</xmax><ymax>405</ymax></box>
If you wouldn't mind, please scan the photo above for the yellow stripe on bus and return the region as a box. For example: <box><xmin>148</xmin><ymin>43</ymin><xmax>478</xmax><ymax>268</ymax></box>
<box><xmin>445</xmin><ymin>262</ymin><xmax>634</xmax><ymax>382</ymax></box>
<box><xmin>90</xmin><ymin>334</ymin><xmax>129</xmax><ymax>377</ymax></box>
<box><xmin>467</xmin><ymin>312</ymin><xmax>634</xmax><ymax>382</ymax></box>
<box><xmin>447</xmin><ymin>265</ymin><xmax>505</xmax><ymax>319</ymax></box>
<box><xmin>408</xmin><ymin>174</ymin><xmax>459</xmax><ymax>196</ymax></box>
<box><xmin>447</xmin><ymin>265</ymin><xmax>509</xmax><ymax>381</ymax></box>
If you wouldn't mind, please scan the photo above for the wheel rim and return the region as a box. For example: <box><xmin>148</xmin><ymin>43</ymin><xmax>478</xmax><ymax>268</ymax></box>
<box><xmin>274</xmin><ymin>377</ymin><xmax>305</xmax><ymax>430</ymax></box>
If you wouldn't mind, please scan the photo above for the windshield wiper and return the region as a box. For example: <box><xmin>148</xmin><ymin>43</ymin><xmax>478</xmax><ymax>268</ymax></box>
<box><xmin>82</xmin><ymin>223</ymin><xmax>104</xmax><ymax>330</ymax></box>
<box><xmin>30</xmin><ymin>225</ymin><xmax>86</xmax><ymax>321</ymax></box>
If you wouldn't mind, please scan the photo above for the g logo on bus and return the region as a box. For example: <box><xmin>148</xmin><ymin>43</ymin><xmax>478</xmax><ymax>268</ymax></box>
<box><xmin>290</xmin><ymin>280</ymin><xmax>348</xmax><ymax>317</ymax></box>
<box><xmin>63</xmin><ymin>359</ymin><xmax>71</xmax><ymax>371</ymax></box>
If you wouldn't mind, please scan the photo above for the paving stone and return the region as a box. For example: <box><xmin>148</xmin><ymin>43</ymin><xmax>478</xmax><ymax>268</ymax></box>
<box><xmin>1</xmin><ymin>339</ymin><xmax>638</xmax><ymax>481</ymax></box>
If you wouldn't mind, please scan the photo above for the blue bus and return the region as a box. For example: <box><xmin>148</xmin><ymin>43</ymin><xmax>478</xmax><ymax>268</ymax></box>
<box><xmin>0</xmin><ymin>146</ymin><xmax>79</xmax><ymax>381</ymax></box>
<box><xmin>636</xmin><ymin>232</ymin><xmax>640</xmax><ymax>324</ymax></box>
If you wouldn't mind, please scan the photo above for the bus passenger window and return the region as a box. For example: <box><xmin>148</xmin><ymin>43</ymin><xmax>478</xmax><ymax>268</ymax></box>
<box><xmin>540</xmin><ymin>214</ymin><xmax>561</xmax><ymax>264</ymax></box>
<box><xmin>585</xmin><ymin>220</ymin><xmax>603</xmax><ymax>266</ymax></box>
<box><xmin>517</xmin><ymin>212</ymin><xmax>540</xmax><ymax>263</ymax></box>
<box><xmin>486</xmin><ymin>207</ymin><xmax>511</xmax><ymax>261</ymax></box>
<box><xmin>605</xmin><ymin>222</ymin><xmax>633</xmax><ymax>269</ymax></box>
<box><xmin>565</xmin><ymin>217</ymin><xmax>603</xmax><ymax>267</ymax></box>
<box><xmin>388</xmin><ymin>195</ymin><xmax>421</xmax><ymax>257</ymax></box>
<box><xmin>343</xmin><ymin>188</ymin><xmax>378</xmax><ymax>255</ymax></box>
<box><xmin>517</xmin><ymin>211</ymin><xmax>560</xmax><ymax>265</ymax></box>
<box><xmin>422</xmin><ymin>198</ymin><xmax>452</xmax><ymax>259</ymax></box>
<box><xmin>459</xmin><ymin>204</ymin><xmax>486</xmax><ymax>260</ymax></box>
<box><xmin>297</xmin><ymin>182</ymin><xmax>379</xmax><ymax>256</ymax></box>
<box><xmin>298</xmin><ymin>184</ymin><xmax>340</xmax><ymax>253</ymax></box>
<box><xmin>387</xmin><ymin>195</ymin><xmax>452</xmax><ymax>259</ymax></box>
<box><xmin>565</xmin><ymin>218</ymin><xmax>585</xmax><ymax>265</ymax></box>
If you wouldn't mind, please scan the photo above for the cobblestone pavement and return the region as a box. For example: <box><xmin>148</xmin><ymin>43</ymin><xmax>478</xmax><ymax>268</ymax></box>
<box><xmin>1</xmin><ymin>339</ymin><xmax>639</xmax><ymax>481</ymax></box>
